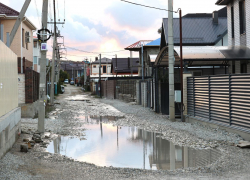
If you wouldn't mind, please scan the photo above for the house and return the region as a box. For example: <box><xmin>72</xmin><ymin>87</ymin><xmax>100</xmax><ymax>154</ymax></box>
<box><xmin>91</xmin><ymin>58</ymin><xmax>112</xmax><ymax>76</ymax></box>
<box><xmin>0</xmin><ymin>39</ymin><xmax>20</xmax><ymax>159</ymax></box>
<box><xmin>216</xmin><ymin>0</ymin><xmax>250</xmax><ymax>73</ymax></box>
<box><xmin>33</xmin><ymin>36</ymin><xmax>41</xmax><ymax>72</ymax></box>
<box><xmin>111</xmin><ymin>58</ymin><xmax>139</xmax><ymax>76</ymax></box>
<box><xmin>0</xmin><ymin>3</ymin><xmax>40</xmax><ymax>118</ymax></box>
<box><xmin>0</xmin><ymin>2</ymin><xmax>36</xmax><ymax>72</ymax></box>
<box><xmin>182</xmin><ymin>0</ymin><xmax>250</xmax><ymax>140</ymax></box>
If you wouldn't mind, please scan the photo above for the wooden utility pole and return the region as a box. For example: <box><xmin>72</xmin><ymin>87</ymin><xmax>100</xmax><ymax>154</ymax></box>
<box><xmin>50</xmin><ymin>0</ymin><xmax>57</xmax><ymax>105</ymax></box>
<box><xmin>9</xmin><ymin>0</ymin><xmax>31</xmax><ymax>46</ymax></box>
<box><xmin>38</xmin><ymin>0</ymin><xmax>48</xmax><ymax>133</ymax></box>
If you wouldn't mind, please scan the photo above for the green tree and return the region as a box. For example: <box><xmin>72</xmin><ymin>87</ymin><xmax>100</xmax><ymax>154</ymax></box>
<box><xmin>59</xmin><ymin>70</ymin><xmax>69</xmax><ymax>82</ymax></box>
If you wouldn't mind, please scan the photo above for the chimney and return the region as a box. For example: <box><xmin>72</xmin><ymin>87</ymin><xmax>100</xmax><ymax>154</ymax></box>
<box><xmin>212</xmin><ymin>11</ymin><xmax>218</xmax><ymax>24</ymax></box>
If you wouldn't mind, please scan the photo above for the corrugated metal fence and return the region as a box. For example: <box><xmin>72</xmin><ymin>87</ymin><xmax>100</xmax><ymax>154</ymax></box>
<box><xmin>0</xmin><ymin>40</ymin><xmax>18</xmax><ymax>117</ymax></box>
<box><xmin>187</xmin><ymin>74</ymin><xmax>250</xmax><ymax>132</ymax></box>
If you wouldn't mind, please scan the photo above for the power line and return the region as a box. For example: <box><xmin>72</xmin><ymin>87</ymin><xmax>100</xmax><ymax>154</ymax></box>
<box><xmin>120</xmin><ymin>0</ymin><xmax>179</xmax><ymax>13</ymax></box>
<box><xmin>33</xmin><ymin>0</ymin><xmax>41</xmax><ymax>27</ymax></box>
<box><xmin>65</xmin><ymin>46</ymin><xmax>126</xmax><ymax>54</ymax></box>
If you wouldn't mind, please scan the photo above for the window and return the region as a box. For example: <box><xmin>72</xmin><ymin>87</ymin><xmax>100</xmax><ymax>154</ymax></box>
<box><xmin>103</xmin><ymin>66</ymin><xmax>106</xmax><ymax>73</ymax></box>
<box><xmin>34</xmin><ymin>41</ymin><xmax>37</xmax><ymax>48</ymax></box>
<box><xmin>231</xmin><ymin>6</ymin><xmax>234</xmax><ymax>38</ymax></box>
<box><xmin>239</xmin><ymin>0</ymin><xmax>246</xmax><ymax>34</ymax></box>
<box><xmin>22</xmin><ymin>28</ymin><xmax>25</xmax><ymax>47</ymax></box>
<box><xmin>26</xmin><ymin>42</ymin><xmax>28</xmax><ymax>50</ymax></box>
<box><xmin>33</xmin><ymin>56</ymin><xmax>38</xmax><ymax>64</ymax></box>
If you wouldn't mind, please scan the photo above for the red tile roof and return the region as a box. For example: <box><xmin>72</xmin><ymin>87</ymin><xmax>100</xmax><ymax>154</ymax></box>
<box><xmin>0</xmin><ymin>2</ymin><xmax>19</xmax><ymax>16</ymax></box>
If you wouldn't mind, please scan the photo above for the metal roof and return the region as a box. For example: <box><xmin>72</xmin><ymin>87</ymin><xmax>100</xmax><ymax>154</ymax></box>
<box><xmin>0</xmin><ymin>2</ymin><xmax>19</xmax><ymax>16</ymax></box>
<box><xmin>145</xmin><ymin>38</ymin><xmax>161</xmax><ymax>46</ymax></box>
<box><xmin>91</xmin><ymin>58</ymin><xmax>112</xmax><ymax>64</ymax></box>
<box><xmin>155</xmin><ymin>46</ymin><xmax>250</xmax><ymax>67</ymax></box>
<box><xmin>183</xmin><ymin>7</ymin><xmax>227</xmax><ymax>18</ymax></box>
<box><xmin>112</xmin><ymin>58</ymin><xmax>139</xmax><ymax>73</ymax></box>
<box><xmin>216</xmin><ymin>0</ymin><xmax>233</xmax><ymax>5</ymax></box>
<box><xmin>162</xmin><ymin>17</ymin><xmax>227</xmax><ymax>46</ymax></box>
<box><xmin>125</xmin><ymin>40</ymin><xmax>153</xmax><ymax>50</ymax></box>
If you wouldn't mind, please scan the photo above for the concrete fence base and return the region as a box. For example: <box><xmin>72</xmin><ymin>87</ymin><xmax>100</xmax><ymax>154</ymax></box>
<box><xmin>0</xmin><ymin>107</ymin><xmax>21</xmax><ymax>159</ymax></box>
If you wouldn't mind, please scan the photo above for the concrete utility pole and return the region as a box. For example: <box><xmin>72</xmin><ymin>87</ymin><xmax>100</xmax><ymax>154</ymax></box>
<box><xmin>9</xmin><ymin>0</ymin><xmax>31</xmax><ymax>46</ymax></box>
<box><xmin>130</xmin><ymin>51</ymin><xmax>133</xmax><ymax>76</ymax></box>
<box><xmin>168</xmin><ymin>0</ymin><xmax>175</xmax><ymax>121</ymax></box>
<box><xmin>99</xmin><ymin>54</ymin><xmax>102</xmax><ymax>98</ymax></box>
<box><xmin>50</xmin><ymin>0</ymin><xmax>57</xmax><ymax>105</ymax></box>
<box><xmin>84</xmin><ymin>62</ymin><xmax>87</xmax><ymax>86</ymax></box>
<box><xmin>38</xmin><ymin>0</ymin><xmax>48</xmax><ymax>133</ymax></box>
<box><xmin>141</xmin><ymin>44</ymin><xmax>144</xmax><ymax>81</ymax></box>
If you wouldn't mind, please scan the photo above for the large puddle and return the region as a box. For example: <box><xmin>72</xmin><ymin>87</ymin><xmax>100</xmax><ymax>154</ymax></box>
<box><xmin>47</xmin><ymin>116</ymin><xmax>221</xmax><ymax>170</ymax></box>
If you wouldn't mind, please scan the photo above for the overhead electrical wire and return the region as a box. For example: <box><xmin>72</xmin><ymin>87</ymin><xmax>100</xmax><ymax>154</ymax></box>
<box><xmin>33</xmin><ymin>0</ymin><xmax>41</xmax><ymax>28</ymax></box>
<box><xmin>120</xmin><ymin>0</ymin><xmax>179</xmax><ymax>13</ymax></box>
<box><xmin>65</xmin><ymin>46</ymin><xmax>126</xmax><ymax>54</ymax></box>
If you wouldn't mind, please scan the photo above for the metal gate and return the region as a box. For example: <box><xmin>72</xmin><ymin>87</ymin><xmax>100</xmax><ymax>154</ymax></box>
<box><xmin>161</xmin><ymin>82</ymin><xmax>181</xmax><ymax>115</ymax></box>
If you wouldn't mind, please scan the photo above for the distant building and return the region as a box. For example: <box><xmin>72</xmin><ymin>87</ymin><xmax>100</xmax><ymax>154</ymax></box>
<box><xmin>111</xmin><ymin>58</ymin><xmax>139</xmax><ymax>76</ymax></box>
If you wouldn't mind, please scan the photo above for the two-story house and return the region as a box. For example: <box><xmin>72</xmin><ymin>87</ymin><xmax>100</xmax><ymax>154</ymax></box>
<box><xmin>216</xmin><ymin>0</ymin><xmax>250</xmax><ymax>73</ymax></box>
<box><xmin>0</xmin><ymin>2</ymin><xmax>36</xmax><ymax>72</ymax></box>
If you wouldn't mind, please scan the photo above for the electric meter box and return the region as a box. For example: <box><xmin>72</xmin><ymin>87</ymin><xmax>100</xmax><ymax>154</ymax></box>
<box><xmin>175</xmin><ymin>90</ymin><xmax>181</xmax><ymax>103</ymax></box>
<box><xmin>41</xmin><ymin>43</ymin><xmax>47</xmax><ymax>51</ymax></box>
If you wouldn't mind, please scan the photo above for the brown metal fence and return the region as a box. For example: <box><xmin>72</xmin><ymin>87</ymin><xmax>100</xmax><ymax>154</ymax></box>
<box><xmin>187</xmin><ymin>74</ymin><xmax>250</xmax><ymax>132</ymax></box>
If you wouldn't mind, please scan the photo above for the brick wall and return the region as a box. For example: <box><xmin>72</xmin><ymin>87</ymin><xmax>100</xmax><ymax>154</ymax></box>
<box><xmin>25</xmin><ymin>69</ymin><xmax>39</xmax><ymax>103</ymax></box>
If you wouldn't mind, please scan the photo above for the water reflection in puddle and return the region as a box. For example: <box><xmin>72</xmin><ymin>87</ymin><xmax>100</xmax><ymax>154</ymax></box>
<box><xmin>47</xmin><ymin>116</ymin><xmax>221</xmax><ymax>170</ymax></box>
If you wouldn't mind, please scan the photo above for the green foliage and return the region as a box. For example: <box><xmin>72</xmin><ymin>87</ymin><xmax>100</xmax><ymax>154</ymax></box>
<box><xmin>80</xmin><ymin>75</ymin><xmax>84</xmax><ymax>84</ymax></box>
<box><xmin>60</xmin><ymin>70</ymin><xmax>69</xmax><ymax>82</ymax></box>
<box><xmin>57</xmin><ymin>82</ymin><xmax>63</xmax><ymax>94</ymax></box>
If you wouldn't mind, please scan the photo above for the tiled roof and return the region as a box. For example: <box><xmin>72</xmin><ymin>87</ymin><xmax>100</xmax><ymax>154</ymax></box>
<box><xmin>112</xmin><ymin>58</ymin><xmax>139</xmax><ymax>73</ymax></box>
<box><xmin>0</xmin><ymin>2</ymin><xmax>19</xmax><ymax>16</ymax></box>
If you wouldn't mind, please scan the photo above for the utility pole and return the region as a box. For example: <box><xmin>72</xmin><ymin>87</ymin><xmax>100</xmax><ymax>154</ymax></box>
<box><xmin>168</xmin><ymin>0</ymin><xmax>175</xmax><ymax>121</ymax></box>
<box><xmin>38</xmin><ymin>0</ymin><xmax>48</xmax><ymax>133</ymax></box>
<box><xmin>141</xmin><ymin>44</ymin><xmax>144</xmax><ymax>81</ymax></box>
<box><xmin>9</xmin><ymin>0</ymin><xmax>31</xmax><ymax>46</ymax></box>
<box><xmin>130</xmin><ymin>51</ymin><xmax>133</xmax><ymax>76</ymax></box>
<box><xmin>50</xmin><ymin>0</ymin><xmax>57</xmax><ymax>105</ymax></box>
<box><xmin>99</xmin><ymin>54</ymin><xmax>102</xmax><ymax>98</ymax></box>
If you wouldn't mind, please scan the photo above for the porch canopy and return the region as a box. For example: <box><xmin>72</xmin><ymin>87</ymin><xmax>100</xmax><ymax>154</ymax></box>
<box><xmin>154</xmin><ymin>46</ymin><xmax>250</xmax><ymax>67</ymax></box>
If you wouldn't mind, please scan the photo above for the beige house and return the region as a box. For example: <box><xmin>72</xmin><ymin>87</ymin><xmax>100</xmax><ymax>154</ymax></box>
<box><xmin>0</xmin><ymin>2</ymin><xmax>36</xmax><ymax>71</ymax></box>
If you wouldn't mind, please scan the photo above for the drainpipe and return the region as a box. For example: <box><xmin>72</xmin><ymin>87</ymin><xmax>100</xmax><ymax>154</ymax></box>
<box><xmin>21</xmin><ymin>22</ymin><xmax>23</xmax><ymax>73</ymax></box>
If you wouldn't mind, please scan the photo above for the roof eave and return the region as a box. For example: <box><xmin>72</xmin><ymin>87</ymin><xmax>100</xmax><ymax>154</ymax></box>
<box><xmin>216</xmin><ymin>0</ymin><xmax>232</xmax><ymax>5</ymax></box>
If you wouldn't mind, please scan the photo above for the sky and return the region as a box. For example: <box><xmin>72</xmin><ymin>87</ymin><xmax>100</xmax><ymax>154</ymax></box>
<box><xmin>2</xmin><ymin>0</ymin><xmax>224</xmax><ymax>62</ymax></box>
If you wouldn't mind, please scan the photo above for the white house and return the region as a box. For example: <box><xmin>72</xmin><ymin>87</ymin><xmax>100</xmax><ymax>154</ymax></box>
<box><xmin>33</xmin><ymin>36</ymin><xmax>41</xmax><ymax>72</ymax></box>
<box><xmin>216</xmin><ymin>0</ymin><xmax>250</xmax><ymax>73</ymax></box>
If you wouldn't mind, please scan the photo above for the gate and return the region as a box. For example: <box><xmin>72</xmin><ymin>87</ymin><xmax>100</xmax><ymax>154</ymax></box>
<box><xmin>161</xmin><ymin>82</ymin><xmax>181</xmax><ymax>115</ymax></box>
